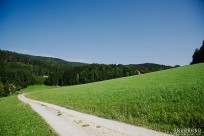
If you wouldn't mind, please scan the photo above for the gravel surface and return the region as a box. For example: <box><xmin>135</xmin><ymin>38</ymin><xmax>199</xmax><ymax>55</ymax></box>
<box><xmin>18</xmin><ymin>94</ymin><xmax>171</xmax><ymax>136</ymax></box>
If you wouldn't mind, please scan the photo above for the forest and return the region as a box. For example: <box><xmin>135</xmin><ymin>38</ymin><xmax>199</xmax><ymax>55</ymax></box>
<box><xmin>0</xmin><ymin>50</ymin><xmax>172</xmax><ymax>96</ymax></box>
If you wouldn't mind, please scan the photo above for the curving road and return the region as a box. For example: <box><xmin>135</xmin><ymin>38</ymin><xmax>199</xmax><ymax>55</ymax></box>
<box><xmin>18</xmin><ymin>94</ymin><xmax>171</xmax><ymax>136</ymax></box>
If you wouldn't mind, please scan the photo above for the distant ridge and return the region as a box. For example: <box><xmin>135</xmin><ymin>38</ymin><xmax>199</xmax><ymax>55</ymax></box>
<box><xmin>0</xmin><ymin>49</ymin><xmax>87</xmax><ymax>67</ymax></box>
<box><xmin>0</xmin><ymin>49</ymin><xmax>172</xmax><ymax>97</ymax></box>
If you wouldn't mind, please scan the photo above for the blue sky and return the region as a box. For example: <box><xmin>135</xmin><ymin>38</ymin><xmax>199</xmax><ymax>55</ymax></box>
<box><xmin>0</xmin><ymin>0</ymin><xmax>203</xmax><ymax>66</ymax></box>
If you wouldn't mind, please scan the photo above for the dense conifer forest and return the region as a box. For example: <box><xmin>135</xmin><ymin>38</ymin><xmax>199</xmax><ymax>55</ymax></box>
<box><xmin>0</xmin><ymin>50</ymin><xmax>172</xmax><ymax>96</ymax></box>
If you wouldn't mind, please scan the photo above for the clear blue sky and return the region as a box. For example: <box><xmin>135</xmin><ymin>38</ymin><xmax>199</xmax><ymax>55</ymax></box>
<box><xmin>0</xmin><ymin>0</ymin><xmax>203</xmax><ymax>66</ymax></box>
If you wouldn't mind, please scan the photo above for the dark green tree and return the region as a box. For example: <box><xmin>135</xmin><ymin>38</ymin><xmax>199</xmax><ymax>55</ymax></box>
<box><xmin>0</xmin><ymin>82</ymin><xmax>4</xmax><ymax>97</ymax></box>
<box><xmin>3</xmin><ymin>81</ymin><xmax>10</xmax><ymax>96</ymax></box>
<box><xmin>76</xmin><ymin>73</ymin><xmax>80</xmax><ymax>84</ymax></box>
<box><xmin>191</xmin><ymin>40</ymin><xmax>204</xmax><ymax>64</ymax></box>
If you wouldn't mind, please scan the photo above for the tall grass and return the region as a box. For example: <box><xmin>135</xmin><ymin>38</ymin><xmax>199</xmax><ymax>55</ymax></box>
<box><xmin>26</xmin><ymin>63</ymin><xmax>204</xmax><ymax>133</ymax></box>
<box><xmin>0</xmin><ymin>95</ymin><xmax>57</xmax><ymax>136</ymax></box>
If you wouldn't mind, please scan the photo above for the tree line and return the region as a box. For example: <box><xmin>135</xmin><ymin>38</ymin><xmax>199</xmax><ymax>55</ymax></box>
<box><xmin>0</xmin><ymin>50</ymin><xmax>171</xmax><ymax>97</ymax></box>
<box><xmin>42</xmin><ymin>63</ymin><xmax>172</xmax><ymax>86</ymax></box>
<box><xmin>58</xmin><ymin>63</ymin><xmax>171</xmax><ymax>86</ymax></box>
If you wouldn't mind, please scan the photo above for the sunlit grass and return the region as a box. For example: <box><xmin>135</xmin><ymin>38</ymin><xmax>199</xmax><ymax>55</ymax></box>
<box><xmin>26</xmin><ymin>63</ymin><xmax>204</xmax><ymax>133</ymax></box>
<box><xmin>0</xmin><ymin>95</ymin><xmax>57</xmax><ymax>136</ymax></box>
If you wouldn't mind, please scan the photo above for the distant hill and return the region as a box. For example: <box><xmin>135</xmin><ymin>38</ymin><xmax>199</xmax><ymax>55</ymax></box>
<box><xmin>0</xmin><ymin>49</ymin><xmax>172</xmax><ymax>96</ymax></box>
<box><xmin>0</xmin><ymin>49</ymin><xmax>87</xmax><ymax>68</ymax></box>
<box><xmin>129</xmin><ymin>63</ymin><xmax>171</xmax><ymax>73</ymax></box>
<box><xmin>0</xmin><ymin>49</ymin><xmax>86</xmax><ymax>95</ymax></box>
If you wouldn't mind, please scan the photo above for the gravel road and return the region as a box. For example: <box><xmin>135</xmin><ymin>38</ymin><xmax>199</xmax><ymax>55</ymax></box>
<box><xmin>18</xmin><ymin>94</ymin><xmax>171</xmax><ymax>136</ymax></box>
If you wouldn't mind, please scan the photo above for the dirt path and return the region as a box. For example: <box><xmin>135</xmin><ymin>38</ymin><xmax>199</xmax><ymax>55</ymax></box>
<box><xmin>18</xmin><ymin>94</ymin><xmax>171</xmax><ymax>136</ymax></box>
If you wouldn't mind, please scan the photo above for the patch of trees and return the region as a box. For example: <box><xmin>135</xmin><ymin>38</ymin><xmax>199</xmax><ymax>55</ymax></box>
<box><xmin>190</xmin><ymin>40</ymin><xmax>204</xmax><ymax>64</ymax></box>
<box><xmin>0</xmin><ymin>49</ymin><xmax>171</xmax><ymax>97</ymax></box>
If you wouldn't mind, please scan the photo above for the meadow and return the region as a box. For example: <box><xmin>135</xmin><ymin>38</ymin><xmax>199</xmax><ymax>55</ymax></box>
<box><xmin>0</xmin><ymin>95</ymin><xmax>57</xmax><ymax>136</ymax></box>
<box><xmin>26</xmin><ymin>63</ymin><xmax>204</xmax><ymax>133</ymax></box>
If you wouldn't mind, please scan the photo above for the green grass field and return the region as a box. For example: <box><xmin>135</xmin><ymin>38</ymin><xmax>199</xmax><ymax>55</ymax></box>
<box><xmin>0</xmin><ymin>95</ymin><xmax>57</xmax><ymax>136</ymax></box>
<box><xmin>26</xmin><ymin>63</ymin><xmax>204</xmax><ymax>133</ymax></box>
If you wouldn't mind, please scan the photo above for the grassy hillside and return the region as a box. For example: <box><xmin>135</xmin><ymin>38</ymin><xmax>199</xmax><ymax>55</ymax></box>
<box><xmin>0</xmin><ymin>95</ymin><xmax>57</xmax><ymax>136</ymax></box>
<box><xmin>26</xmin><ymin>63</ymin><xmax>204</xmax><ymax>133</ymax></box>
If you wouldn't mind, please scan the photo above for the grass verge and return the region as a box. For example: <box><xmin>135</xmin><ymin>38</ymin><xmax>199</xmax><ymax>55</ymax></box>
<box><xmin>0</xmin><ymin>95</ymin><xmax>57</xmax><ymax>136</ymax></box>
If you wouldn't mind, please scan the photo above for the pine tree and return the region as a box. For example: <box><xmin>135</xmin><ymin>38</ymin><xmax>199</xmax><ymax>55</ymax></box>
<box><xmin>191</xmin><ymin>40</ymin><xmax>204</xmax><ymax>64</ymax></box>
<box><xmin>3</xmin><ymin>81</ymin><xmax>10</xmax><ymax>96</ymax></box>
<box><xmin>0</xmin><ymin>82</ymin><xmax>4</xmax><ymax>97</ymax></box>
<box><xmin>76</xmin><ymin>73</ymin><xmax>80</xmax><ymax>84</ymax></box>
